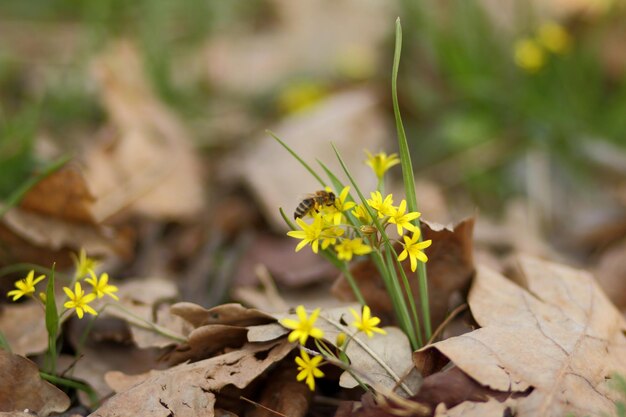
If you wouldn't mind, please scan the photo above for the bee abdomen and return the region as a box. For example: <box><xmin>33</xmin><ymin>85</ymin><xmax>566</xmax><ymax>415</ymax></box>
<box><xmin>294</xmin><ymin>199</ymin><xmax>314</xmax><ymax>219</ymax></box>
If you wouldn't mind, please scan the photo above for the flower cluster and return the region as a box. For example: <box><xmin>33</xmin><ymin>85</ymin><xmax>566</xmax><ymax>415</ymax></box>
<box><xmin>280</xmin><ymin>304</ymin><xmax>386</xmax><ymax>391</ymax></box>
<box><xmin>6</xmin><ymin>249</ymin><xmax>118</xmax><ymax>319</ymax></box>
<box><xmin>286</xmin><ymin>151</ymin><xmax>432</xmax><ymax>272</ymax></box>
<box><xmin>515</xmin><ymin>21</ymin><xmax>571</xmax><ymax>73</ymax></box>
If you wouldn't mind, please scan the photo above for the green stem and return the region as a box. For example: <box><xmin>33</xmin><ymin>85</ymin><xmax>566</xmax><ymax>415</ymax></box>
<box><xmin>269</xmin><ymin>130</ymin><xmax>326</xmax><ymax>187</ymax></box>
<box><xmin>392</xmin><ymin>18</ymin><xmax>431</xmax><ymax>340</ymax></box>
<box><xmin>107</xmin><ymin>303</ymin><xmax>187</xmax><ymax>343</ymax></box>
<box><xmin>40</xmin><ymin>372</ymin><xmax>99</xmax><ymax>407</ymax></box>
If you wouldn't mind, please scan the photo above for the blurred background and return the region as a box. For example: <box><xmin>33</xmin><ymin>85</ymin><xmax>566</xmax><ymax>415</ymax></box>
<box><xmin>1</xmin><ymin>0</ymin><xmax>626</xmax><ymax>309</ymax></box>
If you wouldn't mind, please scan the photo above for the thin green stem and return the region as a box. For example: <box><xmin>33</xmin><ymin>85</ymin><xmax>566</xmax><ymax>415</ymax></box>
<box><xmin>40</xmin><ymin>372</ymin><xmax>99</xmax><ymax>407</ymax></box>
<box><xmin>392</xmin><ymin>18</ymin><xmax>431</xmax><ymax>340</ymax></box>
<box><xmin>340</xmin><ymin>263</ymin><xmax>366</xmax><ymax>306</ymax></box>
<box><xmin>269</xmin><ymin>130</ymin><xmax>326</xmax><ymax>187</ymax></box>
<box><xmin>0</xmin><ymin>330</ymin><xmax>11</xmax><ymax>352</ymax></box>
<box><xmin>107</xmin><ymin>303</ymin><xmax>187</xmax><ymax>343</ymax></box>
<box><xmin>331</xmin><ymin>144</ymin><xmax>417</xmax><ymax>348</ymax></box>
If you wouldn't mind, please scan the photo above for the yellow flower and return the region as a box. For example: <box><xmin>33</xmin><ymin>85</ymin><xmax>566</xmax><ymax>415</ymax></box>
<box><xmin>329</xmin><ymin>186</ymin><xmax>356</xmax><ymax>225</ymax></box>
<box><xmin>367</xmin><ymin>191</ymin><xmax>395</xmax><ymax>219</ymax></box>
<box><xmin>397</xmin><ymin>230</ymin><xmax>433</xmax><ymax>272</ymax></box>
<box><xmin>388</xmin><ymin>200</ymin><xmax>421</xmax><ymax>236</ymax></box>
<box><xmin>537</xmin><ymin>21</ymin><xmax>571</xmax><ymax>54</ymax></box>
<box><xmin>514</xmin><ymin>38</ymin><xmax>545</xmax><ymax>73</ymax></box>
<box><xmin>277</xmin><ymin>80</ymin><xmax>327</xmax><ymax>114</ymax></box>
<box><xmin>85</xmin><ymin>270</ymin><xmax>119</xmax><ymax>300</ymax></box>
<box><xmin>352</xmin><ymin>203</ymin><xmax>373</xmax><ymax>224</ymax></box>
<box><xmin>365</xmin><ymin>150</ymin><xmax>400</xmax><ymax>179</ymax></box>
<box><xmin>350</xmin><ymin>305</ymin><xmax>386</xmax><ymax>338</ymax></box>
<box><xmin>280</xmin><ymin>305</ymin><xmax>324</xmax><ymax>345</ymax></box>
<box><xmin>63</xmin><ymin>282</ymin><xmax>97</xmax><ymax>319</ymax></box>
<box><xmin>287</xmin><ymin>216</ymin><xmax>324</xmax><ymax>253</ymax></box>
<box><xmin>7</xmin><ymin>270</ymin><xmax>46</xmax><ymax>301</ymax></box>
<box><xmin>334</xmin><ymin>238</ymin><xmax>373</xmax><ymax>262</ymax></box>
<box><xmin>72</xmin><ymin>249</ymin><xmax>99</xmax><ymax>280</ymax></box>
<box><xmin>295</xmin><ymin>349</ymin><xmax>325</xmax><ymax>391</ymax></box>
<box><xmin>320</xmin><ymin>226</ymin><xmax>344</xmax><ymax>250</ymax></box>
<box><xmin>335</xmin><ymin>332</ymin><xmax>347</xmax><ymax>348</ymax></box>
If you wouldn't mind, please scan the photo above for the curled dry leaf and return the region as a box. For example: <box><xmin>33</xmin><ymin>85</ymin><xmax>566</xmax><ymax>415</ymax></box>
<box><xmin>0</xmin><ymin>350</ymin><xmax>70</xmax><ymax>416</ymax></box>
<box><xmin>333</xmin><ymin>218</ymin><xmax>475</xmax><ymax>329</ymax></box>
<box><xmin>414</xmin><ymin>255</ymin><xmax>626</xmax><ymax>417</ymax></box>
<box><xmin>96</xmin><ymin>340</ymin><xmax>293</xmax><ymax>417</ymax></box>
<box><xmin>19</xmin><ymin>165</ymin><xmax>96</xmax><ymax>224</ymax></box>
<box><xmin>86</xmin><ymin>41</ymin><xmax>204</xmax><ymax>222</ymax></box>
<box><xmin>164</xmin><ymin>302</ymin><xmax>276</xmax><ymax>365</ymax></box>
<box><xmin>0</xmin><ymin>165</ymin><xmax>126</xmax><ymax>267</ymax></box>
<box><xmin>248</xmin><ymin>363</ymin><xmax>312</xmax><ymax>417</ymax></box>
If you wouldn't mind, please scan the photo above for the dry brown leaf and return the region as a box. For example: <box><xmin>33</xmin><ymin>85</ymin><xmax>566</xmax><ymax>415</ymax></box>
<box><xmin>248</xmin><ymin>363</ymin><xmax>312</xmax><ymax>417</ymax></box>
<box><xmin>85</xmin><ymin>41</ymin><xmax>204</xmax><ymax>222</ymax></box>
<box><xmin>0</xmin><ymin>350</ymin><xmax>70</xmax><ymax>416</ymax></box>
<box><xmin>19</xmin><ymin>165</ymin><xmax>96</xmax><ymax>224</ymax></box>
<box><xmin>414</xmin><ymin>255</ymin><xmax>626</xmax><ymax>417</ymax></box>
<box><xmin>0</xmin><ymin>302</ymin><xmax>47</xmax><ymax>356</ymax></box>
<box><xmin>333</xmin><ymin>218</ymin><xmax>475</xmax><ymax>329</ymax></box>
<box><xmin>96</xmin><ymin>340</ymin><xmax>293</xmax><ymax>417</ymax></box>
<box><xmin>433</xmin><ymin>397</ymin><xmax>517</xmax><ymax>417</ymax></box>
<box><xmin>0</xmin><ymin>205</ymin><xmax>119</xmax><ymax>267</ymax></box>
<box><xmin>170</xmin><ymin>302</ymin><xmax>274</xmax><ymax>329</ymax></box>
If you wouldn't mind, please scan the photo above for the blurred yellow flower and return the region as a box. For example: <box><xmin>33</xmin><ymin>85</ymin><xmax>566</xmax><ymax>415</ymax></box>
<box><xmin>7</xmin><ymin>270</ymin><xmax>45</xmax><ymax>301</ymax></box>
<box><xmin>277</xmin><ymin>80</ymin><xmax>327</xmax><ymax>114</ymax></box>
<box><xmin>72</xmin><ymin>249</ymin><xmax>99</xmax><ymax>280</ymax></box>
<box><xmin>334</xmin><ymin>238</ymin><xmax>372</xmax><ymax>261</ymax></box>
<box><xmin>537</xmin><ymin>22</ymin><xmax>571</xmax><ymax>54</ymax></box>
<box><xmin>514</xmin><ymin>38</ymin><xmax>545</xmax><ymax>73</ymax></box>
<box><xmin>85</xmin><ymin>270</ymin><xmax>119</xmax><ymax>300</ymax></box>
<box><xmin>365</xmin><ymin>150</ymin><xmax>400</xmax><ymax>180</ymax></box>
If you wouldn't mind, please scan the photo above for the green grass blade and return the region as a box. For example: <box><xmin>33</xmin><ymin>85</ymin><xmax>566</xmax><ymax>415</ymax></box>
<box><xmin>40</xmin><ymin>372</ymin><xmax>99</xmax><ymax>408</ymax></box>
<box><xmin>45</xmin><ymin>265</ymin><xmax>59</xmax><ymax>374</ymax></box>
<box><xmin>392</xmin><ymin>18</ymin><xmax>432</xmax><ymax>339</ymax></box>
<box><xmin>331</xmin><ymin>143</ymin><xmax>417</xmax><ymax>347</ymax></box>
<box><xmin>268</xmin><ymin>130</ymin><xmax>326</xmax><ymax>188</ymax></box>
<box><xmin>0</xmin><ymin>330</ymin><xmax>11</xmax><ymax>352</ymax></box>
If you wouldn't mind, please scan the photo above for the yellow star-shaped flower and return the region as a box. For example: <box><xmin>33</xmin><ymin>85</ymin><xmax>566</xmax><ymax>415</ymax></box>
<box><xmin>350</xmin><ymin>305</ymin><xmax>386</xmax><ymax>338</ymax></box>
<box><xmin>295</xmin><ymin>349</ymin><xmax>325</xmax><ymax>391</ymax></box>
<box><xmin>365</xmin><ymin>150</ymin><xmax>400</xmax><ymax>179</ymax></box>
<box><xmin>397</xmin><ymin>229</ymin><xmax>432</xmax><ymax>272</ymax></box>
<box><xmin>63</xmin><ymin>282</ymin><xmax>97</xmax><ymax>319</ymax></box>
<box><xmin>366</xmin><ymin>191</ymin><xmax>395</xmax><ymax>219</ymax></box>
<box><xmin>334</xmin><ymin>238</ymin><xmax>372</xmax><ymax>262</ymax></box>
<box><xmin>388</xmin><ymin>200</ymin><xmax>421</xmax><ymax>236</ymax></box>
<box><xmin>287</xmin><ymin>216</ymin><xmax>324</xmax><ymax>253</ymax></box>
<box><xmin>85</xmin><ymin>270</ymin><xmax>119</xmax><ymax>300</ymax></box>
<box><xmin>280</xmin><ymin>305</ymin><xmax>324</xmax><ymax>345</ymax></box>
<box><xmin>7</xmin><ymin>270</ymin><xmax>46</xmax><ymax>301</ymax></box>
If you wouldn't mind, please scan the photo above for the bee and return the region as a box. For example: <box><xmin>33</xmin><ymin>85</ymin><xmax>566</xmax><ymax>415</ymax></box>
<box><xmin>294</xmin><ymin>190</ymin><xmax>336</xmax><ymax>219</ymax></box>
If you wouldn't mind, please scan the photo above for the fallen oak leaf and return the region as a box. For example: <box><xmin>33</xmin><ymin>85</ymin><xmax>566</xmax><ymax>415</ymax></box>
<box><xmin>96</xmin><ymin>340</ymin><xmax>294</xmax><ymax>417</ymax></box>
<box><xmin>414</xmin><ymin>255</ymin><xmax>626</xmax><ymax>417</ymax></box>
<box><xmin>0</xmin><ymin>350</ymin><xmax>70</xmax><ymax>416</ymax></box>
